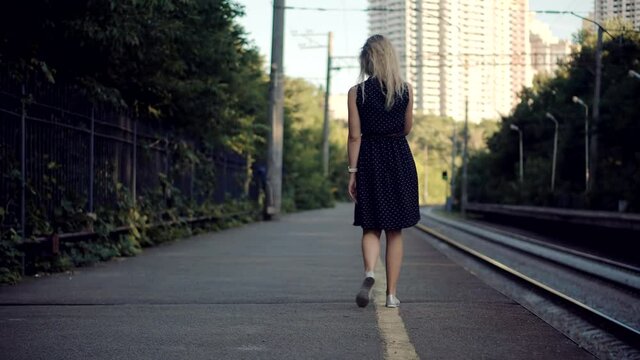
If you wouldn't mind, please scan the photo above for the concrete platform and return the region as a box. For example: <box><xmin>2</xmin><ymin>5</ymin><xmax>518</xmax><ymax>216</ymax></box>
<box><xmin>0</xmin><ymin>203</ymin><xmax>593</xmax><ymax>359</ymax></box>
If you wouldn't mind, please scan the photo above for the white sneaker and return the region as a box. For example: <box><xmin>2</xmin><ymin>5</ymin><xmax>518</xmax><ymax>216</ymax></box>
<box><xmin>356</xmin><ymin>277</ymin><xmax>375</xmax><ymax>308</ymax></box>
<box><xmin>385</xmin><ymin>294</ymin><xmax>400</xmax><ymax>308</ymax></box>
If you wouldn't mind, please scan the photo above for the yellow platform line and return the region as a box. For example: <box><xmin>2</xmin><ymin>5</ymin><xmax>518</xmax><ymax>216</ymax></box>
<box><xmin>373</xmin><ymin>259</ymin><xmax>420</xmax><ymax>360</ymax></box>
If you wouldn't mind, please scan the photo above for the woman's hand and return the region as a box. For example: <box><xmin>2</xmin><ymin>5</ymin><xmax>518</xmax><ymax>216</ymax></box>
<box><xmin>348</xmin><ymin>173</ymin><xmax>357</xmax><ymax>203</ymax></box>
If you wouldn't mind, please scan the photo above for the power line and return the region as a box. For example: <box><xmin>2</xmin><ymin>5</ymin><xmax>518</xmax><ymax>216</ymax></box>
<box><xmin>277</xmin><ymin>5</ymin><xmax>591</xmax><ymax>14</ymax></box>
<box><xmin>331</xmin><ymin>52</ymin><xmax>574</xmax><ymax>59</ymax></box>
<box><xmin>277</xmin><ymin>6</ymin><xmax>640</xmax><ymax>33</ymax></box>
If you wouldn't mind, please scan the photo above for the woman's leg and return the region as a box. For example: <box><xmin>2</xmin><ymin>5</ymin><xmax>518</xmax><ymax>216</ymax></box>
<box><xmin>362</xmin><ymin>229</ymin><xmax>382</xmax><ymax>274</ymax></box>
<box><xmin>385</xmin><ymin>229</ymin><xmax>403</xmax><ymax>295</ymax></box>
<box><xmin>356</xmin><ymin>229</ymin><xmax>382</xmax><ymax>307</ymax></box>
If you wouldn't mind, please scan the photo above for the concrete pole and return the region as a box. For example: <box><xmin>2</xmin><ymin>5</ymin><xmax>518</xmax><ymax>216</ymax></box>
<box><xmin>584</xmin><ymin>105</ymin><xmax>589</xmax><ymax>192</ymax></box>
<box><xmin>132</xmin><ymin>119</ymin><xmax>137</xmax><ymax>205</ymax></box>
<box><xmin>266</xmin><ymin>0</ymin><xmax>285</xmax><ymax>218</ymax></box>
<box><xmin>322</xmin><ymin>32</ymin><xmax>333</xmax><ymax>177</ymax></box>
<box><xmin>519</xmin><ymin>130</ymin><xmax>523</xmax><ymax>184</ymax></box>
<box><xmin>545</xmin><ymin>113</ymin><xmax>558</xmax><ymax>192</ymax></box>
<box><xmin>461</xmin><ymin>96</ymin><xmax>469</xmax><ymax>216</ymax></box>
<box><xmin>20</xmin><ymin>84</ymin><xmax>26</xmax><ymax>243</ymax></box>
<box><xmin>89</xmin><ymin>106</ymin><xmax>95</xmax><ymax>213</ymax></box>
<box><xmin>590</xmin><ymin>26</ymin><xmax>603</xmax><ymax>193</ymax></box>
<box><xmin>424</xmin><ymin>144</ymin><xmax>429</xmax><ymax>204</ymax></box>
<box><xmin>510</xmin><ymin>124</ymin><xmax>523</xmax><ymax>184</ymax></box>
<box><xmin>448</xmin><ymin>120</ymin><xmax>457</xmax><ymax>212</ymax></box>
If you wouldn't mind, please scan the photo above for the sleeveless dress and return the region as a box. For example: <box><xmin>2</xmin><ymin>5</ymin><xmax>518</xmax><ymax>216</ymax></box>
<box><xmin>353</xmin><ymin>77</ymin><xmax>421</xmax><ymax>230</ymax></box>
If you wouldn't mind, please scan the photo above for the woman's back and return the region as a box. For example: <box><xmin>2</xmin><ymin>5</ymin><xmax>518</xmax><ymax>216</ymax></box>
<box><xmin>356</xmin><ymin>78</ymin><xmax>409</xmax><ymax>136</ymax></box>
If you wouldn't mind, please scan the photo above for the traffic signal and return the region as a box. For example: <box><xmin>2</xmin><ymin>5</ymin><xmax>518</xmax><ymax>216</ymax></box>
<box><xmin>442</xmin><ymin>171</ymin><xmax>448</xmax><ymax>180</ymax></box>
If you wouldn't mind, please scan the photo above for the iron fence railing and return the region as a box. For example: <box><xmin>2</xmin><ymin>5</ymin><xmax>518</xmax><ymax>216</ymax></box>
<box><xmin>0</xmin><ymin>72</ymin><xmax>252</xmax><ymax>239</ymax></box>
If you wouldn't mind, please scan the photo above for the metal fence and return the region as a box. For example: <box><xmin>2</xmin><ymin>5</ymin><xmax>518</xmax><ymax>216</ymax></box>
<box><xmin>0</xmin><ymin>72</ymin><xmax>251</xmax><ymax>238</ymax></box>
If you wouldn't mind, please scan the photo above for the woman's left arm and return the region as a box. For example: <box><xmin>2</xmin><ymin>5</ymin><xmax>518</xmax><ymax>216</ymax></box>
<box><xmin>403</xmin><ymin>83</ymin><xmax>414</xmax><ymax>135</ymax></box>
<box><xmin>347</xmin><ymin>86</ymin><xmax>361</xmax><ymax>203</ymax></box>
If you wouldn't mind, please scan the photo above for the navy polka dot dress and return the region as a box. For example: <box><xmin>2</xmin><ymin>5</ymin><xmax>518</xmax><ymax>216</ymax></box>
<box><xmin>353</xmin><ymin>77</ymin><xmax>420</xmax><ymax>230</ymax></box>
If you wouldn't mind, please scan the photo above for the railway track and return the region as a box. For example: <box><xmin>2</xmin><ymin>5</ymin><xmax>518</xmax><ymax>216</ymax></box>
<box><xmin>416</xmin><ymin>210</ymin><xmax>640</xmax><ymax>359</ymax></box>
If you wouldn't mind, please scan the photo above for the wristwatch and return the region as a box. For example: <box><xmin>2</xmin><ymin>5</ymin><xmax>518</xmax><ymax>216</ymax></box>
<box><xmin>348</xmin><ymin>166</ymin><xmax>358</xmax><ymax>173</ymax></box>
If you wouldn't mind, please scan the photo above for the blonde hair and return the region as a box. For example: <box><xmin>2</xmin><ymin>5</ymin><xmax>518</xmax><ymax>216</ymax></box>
<box><xmin>358</xmin><ymin>34</ymin><xmax>406</xmax><ymax>110</ymax></box>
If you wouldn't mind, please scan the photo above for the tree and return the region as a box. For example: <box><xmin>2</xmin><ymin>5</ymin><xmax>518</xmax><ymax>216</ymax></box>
<box><xmin>463</xmin><ymin>21</ymin><xmax>640</xmax><ymax>212</ymax></box>
<box><xmin>0</xmin><ymin>0</ymin><xmax>269</xmax><ymax>154</ymax></box>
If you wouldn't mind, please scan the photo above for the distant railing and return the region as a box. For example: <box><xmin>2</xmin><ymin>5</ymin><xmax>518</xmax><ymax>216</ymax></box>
<box><xmin>0</xmin><ymin>72</ymin><xmax>253</xmax><ymax>240</ymax></box>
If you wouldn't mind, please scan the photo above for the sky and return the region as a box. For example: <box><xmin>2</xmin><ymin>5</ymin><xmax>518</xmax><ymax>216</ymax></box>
<box><xmin>236</xmin><ymin>0</ymin><xmax>594</xmax><ymax>95</ymax></box>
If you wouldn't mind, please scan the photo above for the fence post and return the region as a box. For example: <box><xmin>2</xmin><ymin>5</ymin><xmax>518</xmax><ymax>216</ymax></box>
<box><xmin>20</xmin><ymin>84</ymin><xmax>27</xmax><ymax>276</ymax></box>
<box><xmin>190</xmin><ymin>161</ymin><xmax>195</xmax><ymax>202</ymax></box>
<box><xmin>132</xmin><ymin>119</ymin><xmax>137</xmax><ymax>206</ymax></box>
<box><xmin>89</xmin><ymin>106</ymin><xmax>95</xmax><ymax>213</ymax></box>
<box><xmin>223</xmin><ymin>153</ymin><xmax>227</xmax><ymax>200</ymax></box>
<box><xmin>164</xmin><ymin>139</ymin><xmax>170</xmax><ymax>205</ymax></box>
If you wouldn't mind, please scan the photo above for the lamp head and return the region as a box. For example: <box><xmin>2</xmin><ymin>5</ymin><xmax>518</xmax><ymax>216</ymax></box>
<box><xmin>510</xmin><ymin>124</ymin><xmax>519</xmax><ymax>131</ymax></box>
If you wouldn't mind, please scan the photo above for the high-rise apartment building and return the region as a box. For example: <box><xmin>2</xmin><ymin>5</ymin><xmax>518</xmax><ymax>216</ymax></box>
<box><xmin>367</xmin><ymin>0</ymin><xmax>566</xmax><ymax>121</ymax></box>
<box><xmin>595</xmin><ymin>0</ymin><xmax>640</xmax><ymax>29</ymax></box>
<box><xmin>529</xmin><ymin>15</ymin><xmax>572</xmax><ymax>79</ymax></box>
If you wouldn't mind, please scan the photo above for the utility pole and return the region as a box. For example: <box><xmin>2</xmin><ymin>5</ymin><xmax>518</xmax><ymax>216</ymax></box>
<box><xmin>461</xmin><ymin>96</ymin><xmax>469</xmax><ymax>216</ymax></box>
<box><xmin>448</xmin><ymin>120</ymin><xmax>457</xmax><ymax>212</ymax></box>
<box><xmin>322</xmin><ymin>32</ymin><xmax>333</xmax><ymax>177</ymax></box>
<box><xmin>569</xmin><ymin>12</ymin><xmax>606</xmax><ymax>193</ymax></box>
<box><xmin>510</xmin><ymin>124</ymin><xmax>523</xmax><ymax>184</ymax></box>
<box><xmin>545</xmin><ymin>112</ymin><xmax>559</xmax><ymax>192</ymax></box>
<box><xmin>266</xmin><ymin>0</ymin><xmax>285</xmax><ymax>219</ymax></box>
<box><xmin>424</xmin><ymin>144</ymin><xmax>429</xmax><ymax>205</ymax></box>
<box><xmin>590</xmin><ymin>26</ymin><xmax>603</xmax><ymax>193</ymax></box>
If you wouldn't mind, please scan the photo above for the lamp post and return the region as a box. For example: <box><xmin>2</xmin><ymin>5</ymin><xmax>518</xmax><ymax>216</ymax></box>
<box><xmin>630</xmin><ymin>70</ymin><xmax>640</xmax><ymax>80</ymax></box>
<box><xmin>510</xmin><ymin>124</ymin><xmax>523</xmax><ymax>184</ymax></box>
<box><xmin>541</xmin><ymin>12</ymin><xmax>610</xmax><ymax>192</ymax></box>
<box><xmin>545</xmin><ymin>113</ymin><xmax>559</xmax><ymax>192</ymax></box>
<box><xmin>572</xmin><ymin>96</ymin><xmax>589</xmax><ymax>192</ymax></box>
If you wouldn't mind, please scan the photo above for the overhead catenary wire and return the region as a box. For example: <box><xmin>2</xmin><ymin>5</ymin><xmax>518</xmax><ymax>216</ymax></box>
<box><xmin>277</xmin><ymin>5</ymin><xmax>590</xmax><ymax>15</ymax></box>
<box><xmin>277</xmin><ymin>5</ymin><xmax>640</xmax><ymax>34</ymax></box>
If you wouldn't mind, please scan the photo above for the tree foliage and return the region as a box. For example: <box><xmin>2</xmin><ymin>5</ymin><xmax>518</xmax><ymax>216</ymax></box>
<box><xmin>0</xmin><ymin>0</ymin><xmax>268</xmax><ymax>149</ymax></box>
<box><xmin>461</xmin><ymin>22</ymin><xmax>640</xmax><ymax>212</ymax></box>
<box><xmin>282</xmin><ymin>78</ymin><xmax>334</xmax><ymax>210</ymax></box>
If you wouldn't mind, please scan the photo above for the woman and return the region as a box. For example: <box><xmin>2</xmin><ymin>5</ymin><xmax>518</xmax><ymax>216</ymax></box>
<box><xmin>347</xmin><ymin>34</ymin><xmax>420</xmax><ymax>308</ymax></box>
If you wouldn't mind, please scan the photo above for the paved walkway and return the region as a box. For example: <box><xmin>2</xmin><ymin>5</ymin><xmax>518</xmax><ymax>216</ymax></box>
<box><xmin>0</xmin><ymin>203</ymin><xmax>593</xmax><ymax>359</ymax></box>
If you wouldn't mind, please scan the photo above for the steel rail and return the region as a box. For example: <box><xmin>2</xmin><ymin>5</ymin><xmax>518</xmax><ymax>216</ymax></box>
<box><xmin>414</xmin><ymin>222</ymin><xmax>640</xmax><ymax>338</ymax></box>
<box><xmin>442</xmin><ymin>214</ymin><xmax>640</xmax><ymax>274</ymax></box>
<box><xmin>421</xmin><ymin>211</ymin><xmax>640</xmax><ymax>288</ymax></box>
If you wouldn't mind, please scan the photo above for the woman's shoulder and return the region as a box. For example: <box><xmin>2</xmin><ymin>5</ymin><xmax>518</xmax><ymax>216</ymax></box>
<box><xmin>348</xmin><ymin>84</ymin><xmax>359</xmax><ymax>98</ymax></box>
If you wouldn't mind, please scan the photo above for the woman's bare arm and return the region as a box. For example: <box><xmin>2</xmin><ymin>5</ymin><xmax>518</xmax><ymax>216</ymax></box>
<box><xmin>348</xmin><ymin>86</ymin><xmax>361</xmax><ymax>169</ymax></box>
<box><xmin>404</xmin><ymin>83</ymin><xmax>414</xmax><ymax>135</ymax></box>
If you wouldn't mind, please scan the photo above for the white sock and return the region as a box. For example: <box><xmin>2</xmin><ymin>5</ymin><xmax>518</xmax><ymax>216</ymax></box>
<box><xmin>365</xmin><ymin>271</ymin><xmax>375</xmax><ymax>279</ymax></box>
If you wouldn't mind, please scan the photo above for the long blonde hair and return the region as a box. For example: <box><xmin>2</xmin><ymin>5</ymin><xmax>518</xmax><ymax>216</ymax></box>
<box><xmin>358</xmin><ymin>34</ymin><xmax>406</xmax><ymax>110</ymax></box>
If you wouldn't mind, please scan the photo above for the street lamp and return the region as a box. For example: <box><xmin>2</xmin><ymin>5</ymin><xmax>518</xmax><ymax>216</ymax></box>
<box><xmin>545</xmin><ymin>113</ymin><xmax>559</xmax><ymax>192</ymax></box>
<box><xmin>510</xmin><ymin>124</ymin><xmax>523</xmax><ymax>184</ymax></box>
<box><xmin>572</xmin><ymin>96</ymin><xmax>590</xmax><ymax>192</ymax></box>
<box><xmin>630</xmin><ymin>70</ymin><xmax>640</xmax><ymax>80</ymax></box>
